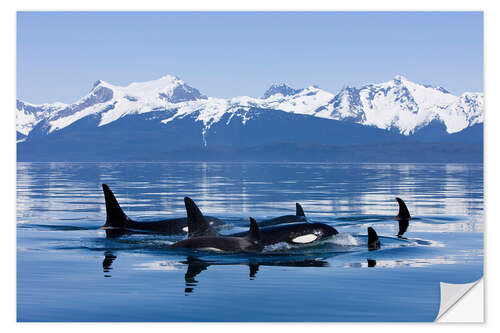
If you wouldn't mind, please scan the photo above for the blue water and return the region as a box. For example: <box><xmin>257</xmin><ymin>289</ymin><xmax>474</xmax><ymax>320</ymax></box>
<box><xmin>17</xmin><ymin>162</ymin><xmax>483</xmax><ymax>322</ymax></box>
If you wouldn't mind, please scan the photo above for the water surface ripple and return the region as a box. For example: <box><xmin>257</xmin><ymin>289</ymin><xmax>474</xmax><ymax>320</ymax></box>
<box><xmin>17</xmin><ymin>162</ymin><xmax>483</xmax><ymax>321</ymax></box>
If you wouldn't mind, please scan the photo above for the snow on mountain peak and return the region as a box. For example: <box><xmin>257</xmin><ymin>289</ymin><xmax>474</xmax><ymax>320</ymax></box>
<box><xmin>92</xmin><ymin>80</ymin><xmax>103</xmax><ymax>88</ymax></box>
<box><xmin>128</xmin><ymin>74</ymin><xmax>180</xmax><ymax>89</ymax></box>
<box><xmin>16</xmin><ymin>75</ymin><xmax>483</xmax><ymax>141</ymax></box>
<box><xmin>314</xmin><ymin>77</ymin><xmax>481</xmax><ymax>135</ymax></box>
<box><xmin>118</xmin><ymin>75</ymin><xmax>207</xmax><ymax>103</ymax></box>
<box><xmin>393</xmin><ymin>74</ymin><xmax>408</xmax><ymax>83</ymax></box>
<box><xmin>261</xmin><ymin>84</ymin><xmax>334</xmax><ymax>116</ymax></box>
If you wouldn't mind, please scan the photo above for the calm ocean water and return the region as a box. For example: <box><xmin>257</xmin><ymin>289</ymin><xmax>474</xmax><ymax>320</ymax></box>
<box><xmin>16</xmin><ymin>162</ymin><xmax>483</xmax><ymax>322</ymax></box>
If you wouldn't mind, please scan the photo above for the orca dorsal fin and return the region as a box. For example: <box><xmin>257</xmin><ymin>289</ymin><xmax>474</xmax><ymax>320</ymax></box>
<box><xmin>367</xmin><ymin>227</ymin><xmax>381</xmax><ymax>250</ymax></box>
<box><xmin>397</xmin><ymin>219</ymin><xmax>409</xmax><ymax>237</ymax></box>
<box><xmin>249</xmin><ymin>263</ymin><xmax>259</xmax><ymax>278</ymax></box>
<box><xmin>296</xmin><ymin>203</ymin><xmax>306</xmax><ymax>217</ymax></box>
<box><xmin>102</xmin><ymin>184</ymin><xmax>129</xmax><ymax>229</ymax></box>
<box><xmin>395</xmin><ymin>197</ymin><xmax>411</xmax><ymax>219</ymax></box>
<box><xmin>184</xmin><ymin>197</ymin><xmax>218</xmax><ymax>238</ymax></box>
<box><xmin>246</xmin><ymin>217</ymin><xmax>261</xmax><ymax>244</ymax></box>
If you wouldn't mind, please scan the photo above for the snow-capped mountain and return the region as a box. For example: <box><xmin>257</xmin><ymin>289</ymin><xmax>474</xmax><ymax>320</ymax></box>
<box><xmin>314</xmin><ymin>75</ymin><xmax>483</xmax><ymax>135</ymax></box>
<box><xmin>17</xmin><ymin>75</ymin><xmax>208</xmax><ymax>139</ymax></box>
<box><xmin>17</xmin><ymin>100</ymin><xmax>67</xmax><ymax>137</ymax></box>
<box><xmin>16</xmin><ymin>74</ymin><xmax>483</xmax><ymax>148</ymax></box>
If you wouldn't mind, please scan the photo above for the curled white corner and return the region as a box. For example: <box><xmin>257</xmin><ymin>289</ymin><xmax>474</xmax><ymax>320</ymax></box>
<box><xmin>435</xmin><ymin>279</ymin><xmax>483</xmax><ymax>322</ymax></box>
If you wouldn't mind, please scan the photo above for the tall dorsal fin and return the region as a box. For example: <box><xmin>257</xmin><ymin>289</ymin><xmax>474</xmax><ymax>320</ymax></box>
<box><xmin>395</xmin><ymin>197</ymin><xmax>411</xmax><ymax>219</ymax></box>
<box><xmin>367</xmin><ymin>227</ymin><xmax>381</xmax><ymax>250</ymax></box>
<box><xmin>102</xmin><ymin>184</ymin><xmax>129</xmax><ymax>229</ymax></box>
<box><xmin>184</xmin><ymin>197</ymin><xmax>218</xmax><ymax>238</ymax></box>
<box><xmin>296</xmin><ymin>203</ymin><xmax>306</xmax><ymax>217</ymax></box>
<box><xmin>246</xmin><ymin>217</ymin><xmax>261</xmax><ymax>244</ymax></box>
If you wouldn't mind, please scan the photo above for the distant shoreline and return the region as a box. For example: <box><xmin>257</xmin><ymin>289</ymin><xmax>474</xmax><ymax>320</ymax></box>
<box><xmin>17</xmin><ymin>142</ymin><xmax>483</xmax><ymax>163</ymax></box>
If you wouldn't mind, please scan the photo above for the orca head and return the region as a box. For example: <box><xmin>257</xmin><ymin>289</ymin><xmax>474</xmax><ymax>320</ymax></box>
<box><xmin>310</xmin><ymin>222</ymin><xmax>339</xmax><ymax>238</ymax></box>
<box><xmin>367</xmin><ymin>227</ymin><xmax>381</xmax><ymax>251</ymax></box>
<box><xmin>286</xmin><ymin>222</ymin><xmax>338</xmax><ymax>244</ymax></box>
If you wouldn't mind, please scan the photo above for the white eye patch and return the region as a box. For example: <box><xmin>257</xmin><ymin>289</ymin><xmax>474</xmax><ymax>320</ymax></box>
<box><xmin>198</xmin><ymin>247</ymin><xmax>225</xmax><ymax>253</ymax></box>
<box><xmin>182</xmin><ymin>226</ymin><xmax>189</xmax><ymax>232</ymax></box>
<box><xmin>292</xmin><ymin>234</ymin><xmax>318</xmax><ymax>244</ymax></box>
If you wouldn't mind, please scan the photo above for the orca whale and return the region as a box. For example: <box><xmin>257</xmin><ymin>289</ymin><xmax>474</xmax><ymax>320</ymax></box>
<box><xmin>257</xmin><ymin>203</ymin><xmax>307</xmax><ymax>227</ymax></box>
<box><xmin>230</xmin><ymin>221</ymin><xmax>338</xmax><ymax>246</ymax></box>
<box><xmin>100</xmin><ymin>184</ymin><xmax>224</xmax><ymax>237</ymax></box>
<box><xmin>170</xmin><ymin>197</ymin><xmax>264</xmax><ymax>253</ymax></box>
<box><xmin>395</xmin><ymin>197</ymin><xmax>411</xmax><ymax>238</ymax></box>
<box><xmin>367</xmin><ymin>227</ymin><xmax>381</xmax><ymax>250</ymax></box>
<box><xmin>178</xmin><ymin>199</ymin><xmax>338</xmax><ymax>246</ymax></box>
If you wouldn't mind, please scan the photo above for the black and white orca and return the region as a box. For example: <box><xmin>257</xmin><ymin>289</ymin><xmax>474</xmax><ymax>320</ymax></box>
<box><xmin>100</xmin><ymin>184</ymin><xmax>224</xmax><ymax>237</ymax></box>
<box><xmin>230</xmin><ymin>221</ymin><xmax>338</xmax><ymax>246</ymax></box>
<box><xmin>175</xmin><ymin>197</ymin><xmax>338</xmax><ymax>246</ymax></box>
<box><xmin>170</xmin><ymin>197</ymin><xmax>263</xmax><ymax>253</ymax></box>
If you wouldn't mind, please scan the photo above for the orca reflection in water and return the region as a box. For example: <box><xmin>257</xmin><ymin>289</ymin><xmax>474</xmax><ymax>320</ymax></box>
<box><xmin>182</xmin><ymin>256</ymin><xmax>329</xmax><ymax>294</ymax></box>
<box><xmin>395</xmin><ymin>197</ymin><xmax>411</xmax><ymax>238</ymax></box>
<box><xmin>170</xmin><ymin>197</ymin><xmax>264</xmax><ymax>253</ymax></box>
<box><xmin>100</xmin><ymin>184</ymin><xmax>224</xmax><ymax>237</ymax></box>
<box><xmin>257</xmin><ymin>203</ymin><xmax>307</xmax><ymax>227</ymax></box>
<box><xmin>102</xmin><ymin>251</ymin><xmax>117</xmax><ymax>277</ymax></box>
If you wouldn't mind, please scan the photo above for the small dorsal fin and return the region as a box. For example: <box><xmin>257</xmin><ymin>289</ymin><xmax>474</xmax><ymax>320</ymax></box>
<box><xmin>367</xmin><ymin>227</ymin><xmax>381</xmax><ymax>250</ymax></box>
<box><xmin>246</xmin><ymin>217</ymin><xmax>261</xmax><ymax>244</ymax></box>
<box><xmin>249</xmin><ymin>263</ymin><xmax>260</xmax><ymax>278</ymax></box>
<box><xmin>184</xmin><ymin>197</ymin><xmax>218</xmax><ymax>238</ymax></box>
<box><xmin>296</xmin><ymin>203</ymin><xmax>306</xmax><ymax>217</ymax></box>
<box><xmin>102</xmin><ymin>184</ymin><xmax>129</xmax><ymax>229</ymax></box>
<box><xmin>395</xmin><ymin>197</ymin><xmax>411</xmax><ymax>219</ymax></box>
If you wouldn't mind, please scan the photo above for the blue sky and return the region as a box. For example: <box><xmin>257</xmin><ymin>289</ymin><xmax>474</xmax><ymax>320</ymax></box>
<box><xmin>17</xmin><ymin>11</ymin><xmax>483</xmax><ymax>104</ymax></box>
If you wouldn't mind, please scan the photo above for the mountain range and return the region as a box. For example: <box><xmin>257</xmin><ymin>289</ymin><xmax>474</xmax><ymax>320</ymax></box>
<box><xmin>16</xmin><ymin>74</ymin><xmax>483</xmax><ymax>162</ymax></box>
